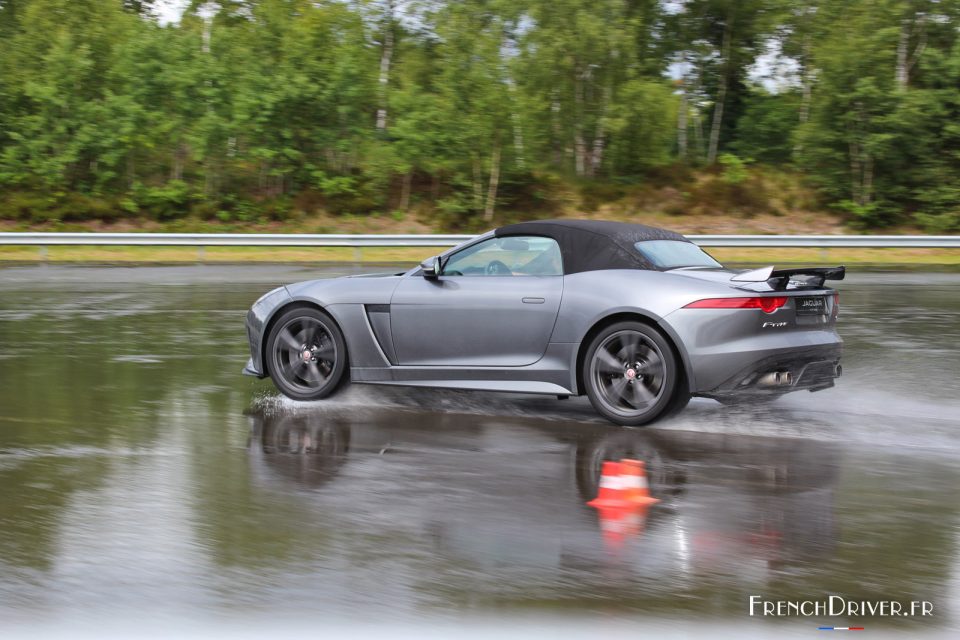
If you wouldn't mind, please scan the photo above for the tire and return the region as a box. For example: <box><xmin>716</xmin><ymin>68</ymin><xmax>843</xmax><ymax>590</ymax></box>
<box><xmin>662</xmin><ymin>385</ymin><xmax>692</xmax><ymax>419</ymax></box>
<box><xmin>265</xmin><ymin>306</ymin><xmax>348</xmax><ymax>401</ymax></box>
<box><xmin>582</xmin><ymin>320</ymin><xmax>678</xmax><ymax>427</ymax></box>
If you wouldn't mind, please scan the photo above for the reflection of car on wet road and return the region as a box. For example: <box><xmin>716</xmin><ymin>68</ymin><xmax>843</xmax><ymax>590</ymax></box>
<box><xmin>244</xmin><ymin>219</ymin><xmax>844</xmax><ymax>425</ymax></box>
<box><xmin>246</xmin><ymin>406</ymin><xmax>840</xmax><ymax>576</ymax></box>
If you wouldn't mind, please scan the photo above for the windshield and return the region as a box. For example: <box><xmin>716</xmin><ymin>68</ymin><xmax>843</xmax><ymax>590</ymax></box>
<box><xmin>634</xmin><ymin>240</ymin><xmax>722</xmax><ymax>270</ymax></box>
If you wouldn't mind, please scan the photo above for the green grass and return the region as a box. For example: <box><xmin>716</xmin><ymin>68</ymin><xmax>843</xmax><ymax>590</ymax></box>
<box><xmin>0</xmin><ymin>244</ymin><xmax>958</xmax><ymax>269</ymax></box>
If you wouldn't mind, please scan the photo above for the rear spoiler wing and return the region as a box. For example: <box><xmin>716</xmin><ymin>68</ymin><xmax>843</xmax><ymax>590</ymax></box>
<box><xmin>731</xmin><ymin>266</ymin><xmax>845</xmax><ymax>291</ymax></box>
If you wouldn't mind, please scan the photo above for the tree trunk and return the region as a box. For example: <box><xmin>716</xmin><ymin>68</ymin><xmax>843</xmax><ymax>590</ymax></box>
<box><xmin>472</xmin><ymin>156</ymin><xmax>483</xmax><ymax>212</ymax></box>
<box><xmin>399</xmin><ymin>170</ymin><xmax>412</xmax><ymax>212</ymax></box>
<box><xmin>677</xmin><ymin>76</ymin><xmax>688</xmax><ymax>160</ymax></box>
<box><xmin>574</xmin><ymin>132</ymin><xmax>586</xmax><ymax>177</ymax></box>
<box><xmin>171</xmin><ymin>143</ymin><xmax>184</xmax><ymax>181</ymax></box>
<box><xmin>127</xmin><ymin>154</ymin><xmax>136</xmax><ymax>188</ymax></box>
<box><xmin>862</xmin><ymin>153</ymin><xmax>873</xmax><ymax>205</ymax></box>
<box><xmin>510</xmin><ymin>88</ymin><xmax>526</xmax><ymax>170</ymax></box>
<box><xmin>799</xmin><ymin>36</ymin><xmax>813</xmax><ymax>124</ymax></box>
<box><xmin>707</xmin><ymin>14</ymin><xmax>734</xmax><ymax>164</ymax></box>
<box><xmin>849</xmin><ymin>101</ymin><xmax>874</xmax><ymax>207</ymax></box>
<box><xmin>550</xmin><ymin>93</ymin><xmax>562</xmax><ymax>167</ymax></box>
<box><xmin>849</xmin><ymin>140</ymin><xmax>862</xmax><ymax>205</ymax></box>
<box><xmin>895</xmin><ymin>18</ymin><xmax>909</xmax><ymax>91</ymax></box>
<box><xmin>375</xmin><ymin>1</ymin><xmax>395</xmax><ymax>131</ymax></box>
<box><xmin>484</xmin><ymin>143</ymin><xmax>501</xmax><ymax>222</ymax></box>
<box><xmin>574</xmin><ymin>69</ymin><xmax>586</xmax><ymax>177</ymax></box>
<box><xmin>590</xmin><ymin>83</ymin><xmax>611</xmax><ymax>176</ymax></box>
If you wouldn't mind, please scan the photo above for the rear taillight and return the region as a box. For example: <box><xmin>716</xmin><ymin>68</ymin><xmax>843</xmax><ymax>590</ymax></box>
<box><xmin>684</xmin><ymin>296</ymin><xmax>789</xmax><ymax>314</ymax></box>
<box><xmin>832</xmin><ymin>292</ymin><xmax>840</xmax><ymax>319</ymax></box>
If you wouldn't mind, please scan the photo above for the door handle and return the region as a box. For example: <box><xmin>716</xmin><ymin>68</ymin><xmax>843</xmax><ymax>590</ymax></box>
<box><xmin>522</xmin><ymin>297</ymin><xmax>545</xmax><ymax>304</ymax></box>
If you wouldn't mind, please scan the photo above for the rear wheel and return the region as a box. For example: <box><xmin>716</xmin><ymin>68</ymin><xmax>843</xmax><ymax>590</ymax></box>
<box><xmin>266</xmin><ymin>307</ymin><xmax>347</xmax><ymax>401</ymax></box>
<box><xmin>583</xmin><ymin>321</ymin><xmax>678</xmax><ymax>426</ymax></box>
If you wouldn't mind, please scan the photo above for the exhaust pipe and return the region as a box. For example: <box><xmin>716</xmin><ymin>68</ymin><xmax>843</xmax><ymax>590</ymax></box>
<box><xmin>835</xmin><ymin>364</ymin><xmax>843</xmax><ymax>378</ymax></box>
<box><xmin>757</xmin><ymin>370</ymin><xmax>793</xmax><ymax>386</ymax></box>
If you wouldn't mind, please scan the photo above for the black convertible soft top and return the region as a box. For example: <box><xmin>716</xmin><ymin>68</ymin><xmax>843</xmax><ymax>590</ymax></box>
<box><xmin>495</xmin><ymin>219</ymin><xmax>689</xmax><ymax>275</ymax></box>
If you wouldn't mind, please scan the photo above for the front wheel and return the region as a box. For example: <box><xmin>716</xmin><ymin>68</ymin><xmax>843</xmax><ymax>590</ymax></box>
<box><xmin>266</xmin><ymin>307</ymin><xmax>347</xmax><ymax>401</ymax></box>
<box><xmin>582</xmin><ymin>321</ymin><xmax>678</xmax><ymax>426</ymax></box>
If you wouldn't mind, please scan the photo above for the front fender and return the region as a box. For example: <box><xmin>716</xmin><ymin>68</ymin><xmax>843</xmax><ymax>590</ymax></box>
<box><xmin>244</xmin><ymin>285</ymin><xmax>292</xmax><ymax>377</ymax></box>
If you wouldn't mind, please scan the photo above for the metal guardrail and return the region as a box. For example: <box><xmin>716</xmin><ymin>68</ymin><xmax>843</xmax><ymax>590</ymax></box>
<box><xmin>0</xmin><ymin>232</ymin><xmax>958</xmax><ymax>248</ymax></box>
<box><xmin>0</xmin><ymin>232</ymin><xmax>473</xmax><ymax>247</ymax></box>
<box><xmin>691</xmin><ymin>235</ymin><xmax>960</xmax><ymax>248</ymax></box>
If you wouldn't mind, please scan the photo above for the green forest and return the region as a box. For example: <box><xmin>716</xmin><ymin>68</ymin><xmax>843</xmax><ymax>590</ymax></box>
<box><xmin>1</xmin><ymin>0</ymin><xmax>959</xmax><ymax>232</ymax></box>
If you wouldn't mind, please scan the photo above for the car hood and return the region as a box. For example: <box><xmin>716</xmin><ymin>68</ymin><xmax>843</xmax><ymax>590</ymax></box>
<box><xmin>345</xmin><ymin>271</ymin><xmax>407</xmax><ymax>278</ymax></box>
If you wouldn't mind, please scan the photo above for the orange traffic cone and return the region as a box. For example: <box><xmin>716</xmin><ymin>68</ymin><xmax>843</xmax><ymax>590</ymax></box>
<box><xmin>620</xmin><ymin>459</ymin><xmax>660</xmax><ymax>506</ymax></box>
<box><xmin>587</xmin><ymin>461</ymin><xmax>632</xmax><ymax>509</ymax></box>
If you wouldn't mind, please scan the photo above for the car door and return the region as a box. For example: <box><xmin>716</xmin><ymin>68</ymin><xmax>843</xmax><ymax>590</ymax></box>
<box><xmin>390</xmin><ymin>235</ymin><xmax>564</xmax><ymax>367</ymax></box>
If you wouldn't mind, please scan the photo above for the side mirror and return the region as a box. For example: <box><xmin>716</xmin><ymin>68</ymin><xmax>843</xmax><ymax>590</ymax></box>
<box><xmin>420</xmin><ymin>256</ymin><xmax>441</xmax><ymax>278</ymax></box>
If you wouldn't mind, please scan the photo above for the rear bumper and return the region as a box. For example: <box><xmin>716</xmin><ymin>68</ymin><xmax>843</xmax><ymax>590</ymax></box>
<box><xmin>699</xmin><ymin>343</ymin><xmax>842</xmax><ymax>399</ymax></box>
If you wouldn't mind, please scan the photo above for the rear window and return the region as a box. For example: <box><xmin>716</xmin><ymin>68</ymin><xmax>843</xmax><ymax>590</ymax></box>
<box><xmin>634</xmin><ymin>240</ymin><xmax>722</xmax><ymax>270</ymax></box>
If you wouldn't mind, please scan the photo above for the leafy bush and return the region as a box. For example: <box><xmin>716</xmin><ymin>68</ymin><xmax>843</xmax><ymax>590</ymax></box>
<box><xmin>134</xmin><ymin>181</ymin><xmax>193</xmax><ymax>221</ymax></box>
<box><xmin>719</xmin><ymin>154</ymin><xmax>749</xmax><ymax>186</ymax></box>
<box><xmin>915</xmin><ymin>211</ymin><xmax>959</xmax><ymax>234</ymax></box>
<box><xmin>835</xmin><ymin>199</ymin><xmax>897</xmax><ymax>229</ymax></box>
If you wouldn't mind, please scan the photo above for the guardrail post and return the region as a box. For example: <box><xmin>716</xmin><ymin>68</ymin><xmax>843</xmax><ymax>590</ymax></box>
<box><xmin>353</xmin><ymin>246</ymin><xmax>361</xmax><ymax>264</ymax></box>
<box><xmin>198</xmin><ymin>245</ymin><xmax>205</xmax><ymax>262</ymax></box>
<box><xmin>39</xmin><ymin>245</ymin><xmax>48</xmax><ymax>262</ymax></box>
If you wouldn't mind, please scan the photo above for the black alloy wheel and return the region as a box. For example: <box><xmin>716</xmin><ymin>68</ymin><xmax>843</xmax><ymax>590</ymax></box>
<box><xmin>266</xmin><ymin>307</ymin><xmax>347</xmax><ymax>401</ymax></box>
<box><xmin>583</xmin><ymin>321</ymin><xmax>678</xmax><ymax>426</ymax></box>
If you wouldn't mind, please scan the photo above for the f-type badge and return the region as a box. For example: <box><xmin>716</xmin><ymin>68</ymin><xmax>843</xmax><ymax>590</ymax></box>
<box><xmin>763</xmin><ymin>321</ymin><xmax>788</xmax><ymax>328</ymax></box>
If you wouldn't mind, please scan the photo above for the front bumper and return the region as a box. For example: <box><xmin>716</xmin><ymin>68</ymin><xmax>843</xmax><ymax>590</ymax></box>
<box><xmin>242</xmin><ymin>357</ymin><xmax>264</xmax><ymax>378</ymax></box>
<box><xmin>243</xmin><ymin>286</ymin><xmax>292</xmax><ymax>379</ymax></box>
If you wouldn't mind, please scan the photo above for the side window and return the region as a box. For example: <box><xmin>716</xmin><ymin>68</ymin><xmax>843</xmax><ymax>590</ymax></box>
<box><xmin>441</xmin><ymin>236</ymin><xmax>563</xmax><ymax>277</ymax></box>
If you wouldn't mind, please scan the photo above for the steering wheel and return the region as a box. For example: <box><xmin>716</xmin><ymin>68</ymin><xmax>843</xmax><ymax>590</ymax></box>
<box><xmin>485</xmin><ymin>260</ymin><xmax>512</xmax><ymax>276</ymax></box>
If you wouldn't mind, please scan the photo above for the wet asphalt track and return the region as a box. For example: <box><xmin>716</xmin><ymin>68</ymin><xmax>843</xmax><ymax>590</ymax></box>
<box><xmin>0</xmin><ymin>265</ymin><xmax>958</xmax><ymax>638</ymax></box>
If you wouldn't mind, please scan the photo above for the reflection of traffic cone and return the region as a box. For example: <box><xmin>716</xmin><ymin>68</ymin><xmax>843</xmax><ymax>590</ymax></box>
<box><xmin>596</xmin><ymin>503</ymin><xmax>654</xmax><ymax>551</ymax></box>
<box><xmin>621</xmin><ymin>459</ymin><xmax>660</xmax><ymax>506</ymax></box>
<box><xmin>621</xmin><ymin>503</ymin><xmax>653</xmax><ymax>537</ymax></box>
<box><xmin>587</xmin><ymin>461</ymin><xmax>632</xmax><ymax>509</ymax></box>
<box><xmin>596</xmin><ymin>507</ymin><xmax>630</xmax><ymax>551</ymax></box>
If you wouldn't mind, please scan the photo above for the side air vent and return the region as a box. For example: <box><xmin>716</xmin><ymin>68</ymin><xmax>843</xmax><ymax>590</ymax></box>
<box><xmin>365</xmin><ymin>304</ymin><xmax>398</xmax><ymax>365</ymax></box>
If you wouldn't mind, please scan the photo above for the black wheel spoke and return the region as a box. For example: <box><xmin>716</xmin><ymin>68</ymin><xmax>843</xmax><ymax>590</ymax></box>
<box><xmin>303</xmin><ymin>322</ymin><xmax>319</xmax><ymax>346</ymax></box>
<box><xmin>617</xmin><ymin>335</ymin><xmax>641</xmax><ymax>363</ymax></box>
<box><xmin>609</xmin><ymin>378</ymin><xmax>629</xmax><ymax>403</ymax></box>
<box><xmin>595</xmin><ymin>348</ymin><xmax>623</xmax><ymax>375</ymax></box>
<box><xmin>627</xmin><ymin>381</ymin><xmax>654</xmax><ymax>407</ymax></box>
<box><xmin>315</xmin><ymin>342</ymin><xmax>335</xmax><ymax>362</ymax></box>
<box><xmin>278</xmin><ymin>327</ymin><xmax>301</xmax><ymax>351</ymax></box>
<box><xmin>283</xmin><ymin>353</ymin><xmax>305</xmax><ymax>374</ymax></box>
<box><xmin>305</xmin><ymin>360</ymin><xmax>325</xmax><ymax>381</ymax></box>
<box><xmin>636</xmin><ymin>348</ymin><xmax>662</xmax><ymax>374</ymax></box>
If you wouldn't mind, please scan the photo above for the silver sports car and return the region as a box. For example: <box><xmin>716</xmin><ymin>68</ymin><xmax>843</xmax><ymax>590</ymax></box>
<box><xmin>243</xmin><ymin>219</ymin><xmax>843</xmax><ymax>426</ymax></box>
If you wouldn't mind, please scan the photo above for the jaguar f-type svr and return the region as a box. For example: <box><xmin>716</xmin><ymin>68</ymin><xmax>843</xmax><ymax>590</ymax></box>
<box><xmin>243</xmin><ymin>219</ymin><xmax>843</xmax><ymax>426</ymax></box>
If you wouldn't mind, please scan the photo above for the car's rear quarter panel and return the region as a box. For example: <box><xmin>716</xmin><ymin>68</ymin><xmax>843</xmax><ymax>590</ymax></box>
<box><xmin>552</xmin><ymin>270</ymin><xmax>841</xmax><ymax>395</ymax></box>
